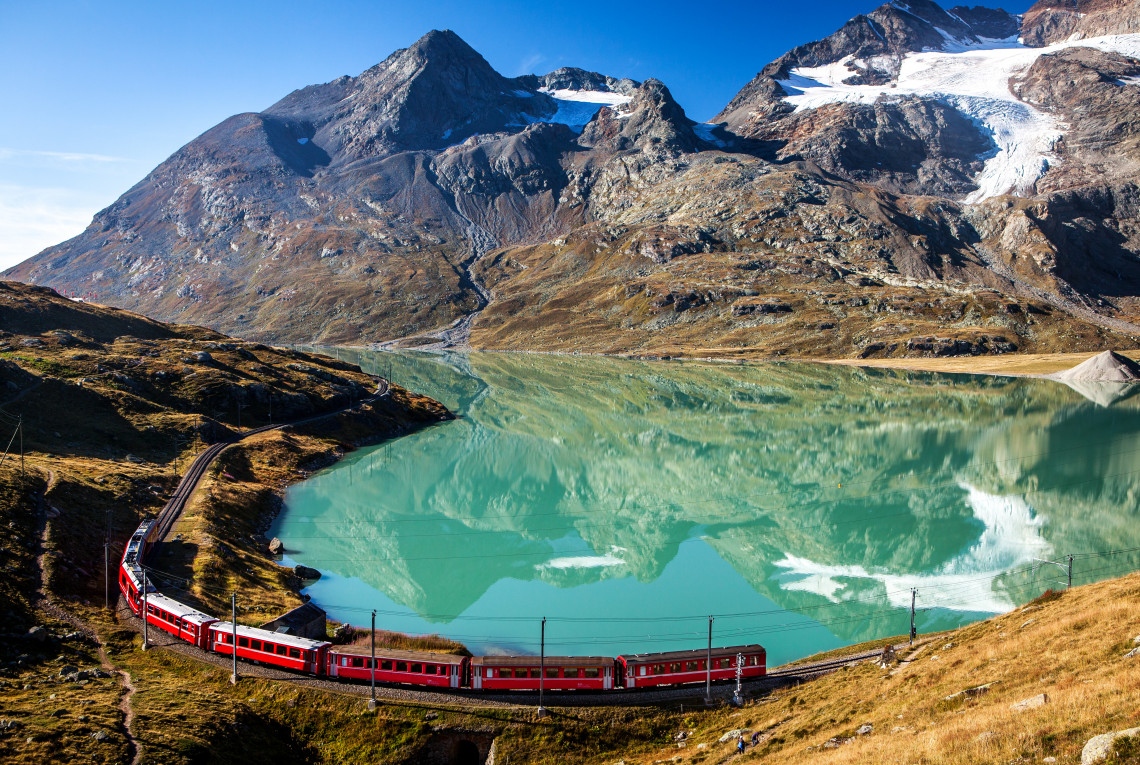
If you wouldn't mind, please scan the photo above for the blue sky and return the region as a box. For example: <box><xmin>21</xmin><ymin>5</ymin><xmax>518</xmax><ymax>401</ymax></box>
<box><xmin>0</xmin><ymin>0</ymin><xmax>1036</xmax><ymax>271</ymax></box>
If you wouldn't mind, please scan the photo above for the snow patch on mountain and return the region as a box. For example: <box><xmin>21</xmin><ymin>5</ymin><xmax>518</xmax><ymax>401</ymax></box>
<box><xmin>534</xmin><ymin>88</ymin><xmax>632</xmax><ymax>131</ymax></box>
<box><xmin>777</xmin><ymin>33</ymin><xmax>1140</xmax><ymax>202</ymax></box>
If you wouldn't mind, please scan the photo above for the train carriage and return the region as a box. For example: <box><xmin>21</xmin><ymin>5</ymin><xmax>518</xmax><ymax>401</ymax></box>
<box><xmin>470</xmin><ymin>656</ymin><xmax>614</xmax><ymax>691</ymax></box>
<box><xmin>209</xmin><ymin>623</ymin><xmax>330</xmax><ymax>675</ymax></box>
<box><xmin>118</xmin><ymin>563</ymin><xmax>156</xmax><ymax>616</ymax></box>
<box><xmin>327</xmin><ymin>646</ymin><xmax>468</xmax><ymax>688</ymax></box>
<box><xmin>617</xmin><ymin>644</ymin><xmax>765</xmax><ymax>689</ymax></box>
<box><xmin>141</xmin><ymin>593</ymin><xmax>217</xmax><ymax>649</ymax></box>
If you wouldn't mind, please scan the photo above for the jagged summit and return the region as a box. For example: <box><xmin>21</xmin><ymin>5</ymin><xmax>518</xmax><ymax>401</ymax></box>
<box><xmin>5</xmin><ymin>14</ymin><xmax>1140</xmax><ymax>362</ymax></box>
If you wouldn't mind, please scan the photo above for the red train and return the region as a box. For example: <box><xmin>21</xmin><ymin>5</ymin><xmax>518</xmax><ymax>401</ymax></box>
<box><xmin>120</xmin><ymin>521</ymin><xmax>765</xmax><ymax>693</ymax></box>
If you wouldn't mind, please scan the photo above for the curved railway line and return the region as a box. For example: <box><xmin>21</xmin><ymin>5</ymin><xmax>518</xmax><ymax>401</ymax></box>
<box><xmin>126</xmin><ymin>374</ymin><xmax>912</xmax><ymax>707</ymax></box>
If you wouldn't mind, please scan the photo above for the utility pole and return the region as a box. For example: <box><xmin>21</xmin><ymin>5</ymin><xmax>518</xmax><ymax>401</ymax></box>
<box><xmin>141</xmin><ymin>569</ymin><xmax>149</xmax><ymax>650</ymax></box>
<box><xmin>538</xmin><ymin>617</ymin><xmax>547</xmax><ymax>717</ymax></box>
<box><xmin>1067</xmin><ymin>555</ymin><xmax>1073</xmax><ymax>589</ymax></box>
<box><xmin>368</xmin><ymin>610</ymin><xmax>377</xmax><ymax>710</ymax></box>
<box><xmin>18</xmin><ymin>416</ymin><xmax>23</xmax><ymax>476</ymax></box>
<box><xmin>104</xmin><ymin>509</ymin><xmax>111</xmax><ymax>611</ymax></box>
<box><xmin>706</xmin><ymin>616</ymin><xmax>713</xmax><ymax>704</ymax></box>
<box><xmin>909</xmin><ymin>589</ymin><xmax>917</xmax><ymax>644</ymax></box>
<box><xmin>733</xmin><ymin>652</ymin><xmax>744</xmax><ymax>706</ymax></box>
<box><xmin>231</xmin><ymin>593</ymin><xmax>238</xmax><ymax>684</ymax></box>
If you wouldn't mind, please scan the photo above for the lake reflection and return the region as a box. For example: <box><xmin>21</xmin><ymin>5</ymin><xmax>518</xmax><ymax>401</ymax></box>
<box><xmin>272</xmin><ymin>351</ymin><xmax>1140</xmax><ymax>663</ymax></box>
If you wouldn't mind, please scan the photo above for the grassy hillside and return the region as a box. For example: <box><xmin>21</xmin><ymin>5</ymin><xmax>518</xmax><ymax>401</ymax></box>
<box><xmin>1</xmin><ymin>280</ymin><xmax>1137</xmax><ymax>764</ymax></box>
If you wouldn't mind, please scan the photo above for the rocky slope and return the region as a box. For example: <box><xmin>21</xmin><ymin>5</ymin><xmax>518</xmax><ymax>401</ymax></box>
<box><xmin>1021</xmin><ymin>0</ymin><xmax>1140</xmax><ymax>45</ymax></box>
<box><xmin>6</xmin><ymin>5</ymin><xmax>1140</xmax><ymax>360</ymax></box>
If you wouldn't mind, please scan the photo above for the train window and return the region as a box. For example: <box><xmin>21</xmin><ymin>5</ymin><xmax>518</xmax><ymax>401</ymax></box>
<box><xmin>352</xmin><ymin>657</ymin><xmax>364</xmax><ymax>668</ymax></box>
<box><xmin>438</xmin><ymin>666</ymin><xmax>447</xmax><ymax>675</ymax></box>
<box><xmin>564</xmin><ymin>668</ymin><xmax>579</xmax><ymax>678</ymax></box>
<box><xmin>250</xmin><ymin>640</ymin><xmax>262</xmax><ymax>651</ymax></box>
<box><xmin>289</xmin><ymin>648</ymin><xmax>301</xmax><ymax>659</ymax></box>
<box><xmin>670</xmin><ymin>662</ymin><xmax>682</xmax><ymax>673</ymax></box>
<box><xmin>396</xmin><ymin>661</ymin><xmax>407</xmax><ymax>672</ymax></box>
<box><xmin>528</xmin><ymin>668</ymin><xmax>540</xmax><ymax>679</ymax></box>
<box><xmin>238</xmin><ymin>637</ymin><xmax>249</xmax><ymax>648</ymax></box>
<box><xmin>410</xmin><ymin>663</ymin><xmax>422</xmax><ymax>674</ymax></box>
<box><xmin>486</xmin><ymin>669</ymin><xmax>493</xmax><ymax>678</ymax></box>
<box><xmin>748</xmin><ymin>656</ymin><xmax>758</xmax><ymax>666</ymax></box>
<box><xmin>583</xmin><ymin>668</ymin><xmax>599</xmax><ymax>678</ymax></box>
<box><xmin>381</xmin><ymin>660</ymin><xmax>393</xmax><ymax>670</ymax></box>
<box><xmin>277</xmin><ymin>644</ymin><xmax>288</xmax><ymax>656</ymax></box>
<box><xmin>638</xmin><ymin>667</ymin><xmax>646</xmax><ymax>676</ymax></box>
<box><xmin>545</xmin><ymin>668</ymin><xmax>559</xmax><ymax>678</ymax></box>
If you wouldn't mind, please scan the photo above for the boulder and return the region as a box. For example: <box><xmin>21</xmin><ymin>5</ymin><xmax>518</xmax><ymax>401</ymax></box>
<box><xmin>1010</xmin><ymin>693</ymin><xmax>1048</xmax><ymax>712</ymax></box>
<box><xmin>944</xmin><ymin>682</ymin><xmax>995</xmax><ymax>701</ymax></box>
<box><xmin>268</xmin><ymin>537</ymin><xmax>284</xmax><ymax>555</ymax></box>
<box><xmin>294</xmin><ymin>565</ymin><xmax>321</xmax><ymax>581</ymax></box>
<box><xmin>856</xmin><ymin>723</ymin><xmax>873</xmax><ymax>736</ymax></box>
<box><xmin>1081</xmin><ymin>727</ymin><xmax>1140</xmax><ymax>765</ymax></box>
<box><xmin>57</xmin><ymin>665</ymin><xmax>77</xmax><ymax>677</ymax></box>
<box><xmin>91</xmin><ymin>730</ymin><xmax>110</xmax><ymax>742</ymax></box>
<box><xmin>717</xmin><ymin>729</ymin><xmax>746</xmax><ymax>744</ymax></box>
<box><xmin>1125</xmin><ymin>647</ymin><xmax>1139</xmax><ymax>659</ymax></box>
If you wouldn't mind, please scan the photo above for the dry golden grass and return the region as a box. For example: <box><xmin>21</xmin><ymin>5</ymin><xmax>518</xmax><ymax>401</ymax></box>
<box><xmin>822</xmin><ymin>349</ymin><xmax>1140</xmax><ymax>377</ymax></box>
<box><xmin>622</xmin><ymin>574</ymin><xmax>1140</xmax><ymax>765</ymax></box>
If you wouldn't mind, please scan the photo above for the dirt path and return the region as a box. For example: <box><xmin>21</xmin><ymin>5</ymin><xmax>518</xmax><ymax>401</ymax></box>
<box><xmin>33</xmin><ymin>466</ymin><xmax>142</xmax><ymax>764</ymax></box>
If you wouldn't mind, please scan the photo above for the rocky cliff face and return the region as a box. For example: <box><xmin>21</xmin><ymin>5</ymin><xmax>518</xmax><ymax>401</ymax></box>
<box><xmin>6</xmin><ymin>9</ymin><xmax>1140</xmax><ymax>360</ymax></box>
<box><xmin>1021</xmin><ymin>0</ymin><xmax>1140</xmax><ymax>46</ymax></box>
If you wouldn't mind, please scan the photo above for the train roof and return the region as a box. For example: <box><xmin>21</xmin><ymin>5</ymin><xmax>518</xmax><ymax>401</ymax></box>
<box><xmin>122</xmin><ymin>563</ymin><xmax>157</xmax><ymax>593</ymax></box>
<box><xmin>330</xmin><ymin>645</ymin><xmax>468</xmax><ymax>665</ymax></box>
<box><xmin>121</xmin><ymin>520</ymin><xmax>156</xmax><ymax>565</ymax></box>
<box><xmin>144</xmin><ymin>593</ymin><xmax>217</xmax><ymax>624</ymax></box>
<box><xmin>470</xmin><ymin>655</ymin><xmax>613</xmax><ymax>668</ymax></box>
<box><xmin>209</xmin><ymin>622</ymin><xmax>331</xmax><ymax>651</ymax></box>
<box><xmin>617</xmin><ymin>644</ymin><xmax>766</xmax><ymax>663</ymax></box>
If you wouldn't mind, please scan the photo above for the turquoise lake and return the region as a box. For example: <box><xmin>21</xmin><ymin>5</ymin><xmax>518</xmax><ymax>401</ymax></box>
<box><xmin>271</xmin><ymin>351</ymin><xmax>1140</xmax><ymax>666</ymax></box>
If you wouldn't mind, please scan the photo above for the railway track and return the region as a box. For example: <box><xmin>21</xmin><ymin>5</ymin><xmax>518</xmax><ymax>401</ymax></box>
<box><xmin>131</xmin><ymin>377</ymin><xmax>910</xmax><ymax>709</ymax></box>
<box><xmin>149</xmin><ymin>379</ymin><xmax>390</xmax><ymax>545</ymax></box>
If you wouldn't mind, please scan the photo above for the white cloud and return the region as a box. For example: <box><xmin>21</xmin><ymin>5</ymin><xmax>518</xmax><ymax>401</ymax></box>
<box><xmin>0</xmin><ymin>185</ymin><xmax>103</xmax><ymax>272</ymax></box>
<box><xmin>0</xmin><ymin>148</ymin><xmax>128</xmax><ymax>165</ymax></box>
<box><xmin>516</xmin><ymin>53</ymin><xmax>545</xmax><ymax>76</ymax></box>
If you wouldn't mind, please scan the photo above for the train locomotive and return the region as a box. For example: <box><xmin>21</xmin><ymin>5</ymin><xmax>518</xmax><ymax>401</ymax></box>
<box><xmin>120</xmin><ymin>520</ymin><xmax>765</xmax><ymax>693</ymax></box>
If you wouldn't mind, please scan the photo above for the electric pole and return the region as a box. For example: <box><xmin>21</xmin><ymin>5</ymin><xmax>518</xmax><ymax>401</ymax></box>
<box><xmin>706</xmin><ymin>616</ymin><xmax>713</xmax><ymax>704</ymax></box>
<box><xmin>141</xmin><ymin>569</ymin><xmax>149</xmax><ymax>650</ymax></box>
<box><xmin>910</xmin><ymin>588</ymin><xmax>917</xmax><ymax>644</ymax></box>
<box><xmin>231</xmin><ymin>593</ymin><xmax>238</xmax><ymax>684</ymax></box>
<box><xmin>538</xmin><ymin>617</ymin><xmax>547</xmax><ymax>717</ymax></box>
<box><xmin>369</xmin><ymin>610</ymin><xmax>376</xmax><ymax>710</ymax></box>
<box><xmin>1067</xmin><ymin>555</ymin><xmax>1073</xmax><ymax>589</ymax></box>
<box><xmin>18</xmin><ymin>416</ymin><xmax>23</xmax><ymax>476</ymax></box>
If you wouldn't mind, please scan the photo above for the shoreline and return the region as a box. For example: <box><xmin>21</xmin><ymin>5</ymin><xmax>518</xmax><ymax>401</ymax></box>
<box><xmin>321</xmin><ymin>341</ymin><xmax>1140</xmax><ymax>379</ymax></box>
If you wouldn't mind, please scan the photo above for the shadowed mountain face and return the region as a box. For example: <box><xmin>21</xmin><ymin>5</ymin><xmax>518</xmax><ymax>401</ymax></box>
<box><xmin>7</xmin><ymin>12</ymin><xmax>1140</xmax><ymax>360</ymax></box>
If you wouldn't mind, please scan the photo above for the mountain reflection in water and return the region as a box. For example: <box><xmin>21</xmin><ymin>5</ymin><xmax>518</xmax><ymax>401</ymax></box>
<box><xmin>272</xmin><ymin>351</ymin><xmax>1140</xmax><ymax>662</ymax></box>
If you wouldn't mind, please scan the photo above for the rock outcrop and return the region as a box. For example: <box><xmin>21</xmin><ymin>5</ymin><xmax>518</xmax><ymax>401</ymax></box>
<box><xmin>1022</xmin><ymin>0</ymin><xmax>1140</xmax><ymax>47</ymax></box>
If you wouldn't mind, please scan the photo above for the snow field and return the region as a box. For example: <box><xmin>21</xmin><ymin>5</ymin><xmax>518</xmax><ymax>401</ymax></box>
<box><xmin>777</xmin><ymin>33</ymin><xmax>1140</xmax><ymax>202</ymax></box>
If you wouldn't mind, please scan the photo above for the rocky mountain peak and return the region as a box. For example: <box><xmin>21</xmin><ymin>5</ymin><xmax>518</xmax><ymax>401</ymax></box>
<box><xmin>579</xmin><ymin>78</ymin><xmax>700</xmax><ymax>155</ymax></box>
<box><xmin>1021</xmin><ymin>0</ymin><xmax>1140</xmax><ymax>45</ymax></box>
<box><xmin>532</xmin><ymin>66</ymin><xmax>640</xmax><ymax>95</ymax></box>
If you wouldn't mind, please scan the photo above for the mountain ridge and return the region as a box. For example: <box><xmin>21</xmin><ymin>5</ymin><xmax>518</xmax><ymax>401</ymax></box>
<box><xmin>7</xmin><ymin>2</ymin><xmax>1140</xmax><ymax>360</ymax></box>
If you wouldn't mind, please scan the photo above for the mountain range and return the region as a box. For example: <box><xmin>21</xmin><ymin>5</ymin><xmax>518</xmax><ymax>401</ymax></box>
<box><xmin>7</xmin><ymin>0</ymin><xmax>1140</xmax><ymax>360</ymax></box>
